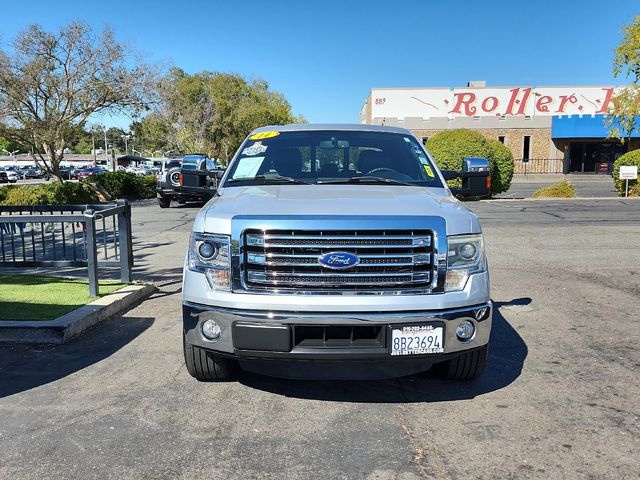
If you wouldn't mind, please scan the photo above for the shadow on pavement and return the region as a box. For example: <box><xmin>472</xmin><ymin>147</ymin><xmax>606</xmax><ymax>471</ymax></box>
<box><xmin>0</xmin><ymin>316</ymin><xmax>154</xmax><ymax>399</ymax></box>
<box><xmin>239</xmin><ymin>299</ymin><xmax>529</xmax><ymax>403</ymax></box>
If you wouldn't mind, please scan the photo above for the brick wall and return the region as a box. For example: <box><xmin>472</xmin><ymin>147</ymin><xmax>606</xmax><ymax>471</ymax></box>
<box><xmin>413</xmin><ymin>128</ymin><xmax>554</xmax><ymax>161</ymax></box>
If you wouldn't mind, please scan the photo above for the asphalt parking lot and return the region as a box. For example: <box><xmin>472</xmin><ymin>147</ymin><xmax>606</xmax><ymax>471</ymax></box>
<box><xmin>1</xmin><ymin>198</ymin><xmax>639</xmax><ymax>479</ymax></box>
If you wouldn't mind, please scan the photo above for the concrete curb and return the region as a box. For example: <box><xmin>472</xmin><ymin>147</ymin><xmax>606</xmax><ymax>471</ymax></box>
<box><xmin>0</xmin><ymin>283</ymin><xmax>157</xmax><ymax>345</ymax></box>
<box><xmin>485</xmin><ymin>196</ymin><xmax>640</xmax><ymax>202</ymax></box>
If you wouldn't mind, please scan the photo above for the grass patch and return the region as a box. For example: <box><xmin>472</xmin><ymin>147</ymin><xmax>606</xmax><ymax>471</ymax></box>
<box><xmin>533</xmin><ymin>180</ymin><xmax>576</xmax><ymax>198</ymax></box>
<box><xmin>0</xmin><ymin>275</ymin><xmax>125</xmax><ymax>321</ymax></box>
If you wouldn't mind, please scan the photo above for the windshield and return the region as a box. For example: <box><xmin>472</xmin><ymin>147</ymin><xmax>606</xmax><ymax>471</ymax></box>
<box><xmin>223</xmin><ymin>130</ymin><xmax>444</xmax><ymax>188</ymax></box>
<box><xmin>164</xmin><ymin>159</ymin><xmax>182</xmax><ymax>171</ymax></box>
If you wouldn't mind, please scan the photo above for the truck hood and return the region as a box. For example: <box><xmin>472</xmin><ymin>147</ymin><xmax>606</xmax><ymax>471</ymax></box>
<box><xmin>194</xmin><ymin>185</ymin><xmax>481</xmax><ymax>235</ymax></box>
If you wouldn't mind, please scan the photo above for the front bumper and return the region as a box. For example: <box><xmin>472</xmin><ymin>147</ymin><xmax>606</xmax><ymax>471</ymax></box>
<box><xmin>183</xmin><ymin>301</ymin><xmax>491</xmax><ymax>377</ymax></box>
<box><xmin>157</xmin><ymin>186</ymin><xmax>211</xmax><ymax>200</ymax></box>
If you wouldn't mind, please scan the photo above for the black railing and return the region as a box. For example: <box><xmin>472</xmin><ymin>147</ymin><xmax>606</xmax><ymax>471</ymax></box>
<box><xmin>0</xmin><ymin>199</ymin><xmax>133</xmax><ymax>296</ymax></box>
<box><xmin>514</xmin><ymin>159</ymin><xmax>564</xmax><ymax>174</ymax></box>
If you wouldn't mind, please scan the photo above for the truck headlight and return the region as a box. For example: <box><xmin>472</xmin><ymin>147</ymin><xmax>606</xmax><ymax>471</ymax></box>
<box><xmin>188</xmin><ymin>233</ymin><xmax>231</xmax><ymax>290</ymax></box>
<box><xmin>445</xmin><ymin>234</ymin><xmax>486</xmax><ymax>292</ymax></box>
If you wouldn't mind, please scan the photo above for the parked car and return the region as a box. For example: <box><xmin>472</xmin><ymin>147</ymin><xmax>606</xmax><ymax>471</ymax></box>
<box><xmin>141</xmin><ymin>165</ymin><xmax>160</xmax><ymax>176</ymax></box>
<box><xmin>22</xmin><ymin>168</ymin><xmax>42</xmax><ymax>179</ymax></box>
<box><xmin>181</xmin><ymin>124</ymin><xmax>492</xmax><ymax>382</ymax></box>
<box><xmin>156</xmin><ymin>158</ymin><xmax>182</xmax><ymax>207</ymax></box>
<box><xmin>5</xmin><ymin>170</ymin><xmax>19</xmax><ymax>183</ymax></box>
<box><xmin>0</xmin><ymin>168</ymin><xmax>18</xmax><ymax>183</ymax></box>
<box><xmin>59</xmin><ymin>167</ymin><xmax>79</xmax><ymax>180</ymax></box>
<box><xmin>75</xmin><ymin>166</ymin><xmax>105</xmax><ymax>180</ymax></box>
<box><xmin>0</xmin><ymin>170</ymin><xmax>8</xmax><ymax>184</ymax></box>
<box><xmin>156</xmin><ymin>155</ymin><xmax>222</xmax><ymax>208</ymax></box>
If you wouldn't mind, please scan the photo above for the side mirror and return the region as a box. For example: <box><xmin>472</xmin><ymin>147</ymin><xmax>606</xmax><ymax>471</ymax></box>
<box><xmin>441</xmin><ymin>169</ymin><xmax>460</xmax><ymax>181</ymax></box>
<box><xmin>214</xmin><ymin>169</ymin><xmax>225</xmax><ymax>180</ymax></box>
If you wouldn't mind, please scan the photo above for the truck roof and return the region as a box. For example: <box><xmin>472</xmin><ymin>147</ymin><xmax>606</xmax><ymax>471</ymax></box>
<box><xmin>250</xmin><ymin>123</ymin><xmax>413</xmax><ymax>135</ymax></box>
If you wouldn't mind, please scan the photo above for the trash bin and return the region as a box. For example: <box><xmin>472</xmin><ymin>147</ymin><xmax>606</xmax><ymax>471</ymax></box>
<box><xmin>461</xmin><ymin>157</ymin><xmax>491</xmax><ymax>197</ymax></box>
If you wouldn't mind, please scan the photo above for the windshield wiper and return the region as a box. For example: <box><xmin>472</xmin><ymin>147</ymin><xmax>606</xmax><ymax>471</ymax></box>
<box><xmin>318</xmin><ymin>176</ymin><xmax>415</xmax><ymax>186</ymax></box>
<box><xmin>228</xmin><ymin>175</ymin><xmax>310</xmax><ymax>185</ymax></box>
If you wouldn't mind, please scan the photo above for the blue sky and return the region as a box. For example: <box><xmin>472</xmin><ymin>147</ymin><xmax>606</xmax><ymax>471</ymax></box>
<box><xmin>1</xmin><ymin>0</ymin><xmax>637</xmax><ymax>128</ymax></box>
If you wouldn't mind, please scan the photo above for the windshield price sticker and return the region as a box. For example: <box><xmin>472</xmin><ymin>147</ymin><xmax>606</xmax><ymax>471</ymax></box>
<box><xmin>391</xmin><ymin>325</ymin><xmax>444</xmax><ymax>356</ymax></box>
<box><xmin>619</xmin><ymin>165</ymin><xmax>638</xmax><ymax>180</ymax></box>
<box><xmin>232</xmin><ymin>156</ymin><xmax>264</xmax><ymax>179</ymax></box>
<box><xmin>250</xmin><ymin>131</ymin><xmax>280</xmax><ymax>140</ymax></box>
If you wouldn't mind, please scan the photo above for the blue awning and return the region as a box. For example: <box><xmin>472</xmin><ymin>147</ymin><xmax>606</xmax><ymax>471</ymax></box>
<box><xmin>551</xmin><ymin>114</ymin><xmax>637</xmax><ymax>139</ymax></box>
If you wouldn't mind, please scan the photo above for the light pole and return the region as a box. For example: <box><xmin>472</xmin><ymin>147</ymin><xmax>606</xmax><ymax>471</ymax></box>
<box><xmin>2</xmin><ymin>149</ymin><xmax>19</xmax><ymax>157</ymax></box>
<box><xmin>121</xmin><ymin>134</ymin><xmax>131</xmax><ymax>155</ymax></box>
<box><xmin>103</xmin><ymin>126</ymin><xmax>108</xmax><ymax>162</ymax></box>
<box><xmin>3</xmin><ymin>149</ymin><xmax>19</xmax><ymax>167</ymax></box>
<box><xmin>91</xmin><ymin>130</ymin><xmax>96</xmax><ymax>162</ymax></box>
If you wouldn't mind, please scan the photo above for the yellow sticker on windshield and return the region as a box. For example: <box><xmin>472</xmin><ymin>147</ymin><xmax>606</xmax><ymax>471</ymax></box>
<box><xmin>424</xmin><ymin>165</ymin><xmax>435</xmax><ymax>177</ymax></box>
<box><xmin>250</xmin><ymin>131</ymin><xmax>280</xmax><ymax>140</ymax></box>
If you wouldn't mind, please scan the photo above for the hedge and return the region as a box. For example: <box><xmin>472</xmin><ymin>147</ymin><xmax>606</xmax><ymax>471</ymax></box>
<box><xmin>91</xmin><ymin>172</ymin><xmax>157</xmax><ymax>200</ymax></box>
<box><xmin>532</xmin><ymin>180</ymin><xmax>576</xmax><ymax>198</ymax></box>
<box><xmin>426</xmin><ymin>129</ymin><xmax>515</xmax><ymax>194</ymax></box>
<box><xmin>0</xmin><ymin>182</ymin><xmax>98</xmax><ymax>206</ymax></box>
<box><xmin>612</xmin><ymin>149</ymin><xmax>640</xmax><ymax>196</ymax></box>
<box><xmin>484</xmin><ymin>138</ymin><xmax>515</xmax><ymax>194</ymax></box>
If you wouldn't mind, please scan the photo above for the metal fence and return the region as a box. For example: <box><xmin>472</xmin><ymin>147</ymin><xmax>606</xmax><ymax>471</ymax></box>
<box><xmin>513</xmin><ymin>159</ymin><xmax>565</xmax><ymax>175</ymax></box>
<box><xmin>0</xmin><ymin>199</ymin><xmax>133</xmax><ymax>296</ymax></box>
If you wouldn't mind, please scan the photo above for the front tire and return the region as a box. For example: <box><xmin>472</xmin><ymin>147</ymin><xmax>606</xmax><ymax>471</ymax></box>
<box><xmin>183</xmin><ymin>334</ymin><xmax>237</xmax><ymax>381</ymax></box>
<box><xmin>435</xmin><ymin>345</ymin><xmax>488</xmax><ymax>380</ymax></box>
<box><xmin>158</xmin><ymin>196</ymin><xmax>171</xmax><ymax>208</ymax></box>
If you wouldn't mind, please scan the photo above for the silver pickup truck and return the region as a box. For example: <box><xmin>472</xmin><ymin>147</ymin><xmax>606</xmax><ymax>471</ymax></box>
<box><xmin>182</xmin><ymin>124</ymin><xmax>491</xmax><ymax>381</ymax></box>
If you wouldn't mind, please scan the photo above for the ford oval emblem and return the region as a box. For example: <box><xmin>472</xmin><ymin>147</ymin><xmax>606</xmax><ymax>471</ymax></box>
<box><xmin>318</xmin><ymin>252</ymin><xmax>360</xmax><ymax>270</ymax></box>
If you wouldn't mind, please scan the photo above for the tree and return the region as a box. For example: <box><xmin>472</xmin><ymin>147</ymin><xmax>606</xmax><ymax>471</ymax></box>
<box><xmin>0</xmin><ymin>136</ymin><xmax>20</xmax><ymax>155</ymax></box>
<box><xmin>609</xmin><ymin>16</ymin><xmax>640</xmax><ymax>138</ymax></box>
<box><xmin>106</xmin><ymin>127</ymin><xmax>127</xmax><ymax>153</ymax></box>
<box><xmin>147</xmin><ymin>69</ymin><xmax>304</xmax><ymax>164</ymax></box>
<box><xmin>130</xmin><ymin>113</ymin><xmax>173</xmax><ymax>154</ymax></box>
<box><xmin>0</xmin><ymin>21</ymin><xmax>158</xmax><ymax>179</ymax></box>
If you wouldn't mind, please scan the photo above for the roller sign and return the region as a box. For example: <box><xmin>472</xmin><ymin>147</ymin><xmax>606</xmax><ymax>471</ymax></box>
<box><xmin>370</xmin><ymin>86</ymin><xmax>619</xmax><ymax>119</ymax></box>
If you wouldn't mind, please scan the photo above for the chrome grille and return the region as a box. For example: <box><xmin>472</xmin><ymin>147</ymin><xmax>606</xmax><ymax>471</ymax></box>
<box><xmin>242</xmin><ymin>229</ymin><xmax>435</xmax><ymax>291</ymax></box>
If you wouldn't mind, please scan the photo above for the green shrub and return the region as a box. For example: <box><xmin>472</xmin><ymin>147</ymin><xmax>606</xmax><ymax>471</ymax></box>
<box><xmin>91</xmin><ymin>172</ymin><xmax>157</xmax><ymax>199</ymax></box>
<box><xmin>0</xmin><ymin>182</ymin><xmax>98</xmax><ymax>206</ymax></box>
<box><xmin>485</xmin><ymin>138</ymin><xmax>515</xmax><ymax>194</ymax></box>
<box><xmin>0</xmin><ymin>185</ymin><xmax>18</xmax><ymax>203</ymax></box>
<box><xmin>532</xmin><ymin>180</ymin><xmax>576</xmax><ymax>198</ymax></box>
<box><xmin>612</xmin><ymin>149</ymin><xmax>640</xmax><ymax>196</ymax></box>
<box><xmin>138</xmin><ymin>175</ymin><xmax>158</xmax><ymax>199</ymax></box>
<box><xmin>427</xmin><ymin>130</ymin><xmax>491</xmax><ymax>189</ymax></box>
<box><xmin>91</xmin><ymin>172</ymin><xmax>139</xmax><ymax>199</ymax></box>
<box><xmin>426</xmin><ymin>129</ymin><xmax>515</xmax><ymax>194</ymax></box>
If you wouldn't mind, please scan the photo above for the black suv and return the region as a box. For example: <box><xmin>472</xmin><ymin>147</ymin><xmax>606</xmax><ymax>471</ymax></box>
<box><xmin>156</xmin><ymin>155</ymin><xmax>222</xmax><ymax>208</ymax></box>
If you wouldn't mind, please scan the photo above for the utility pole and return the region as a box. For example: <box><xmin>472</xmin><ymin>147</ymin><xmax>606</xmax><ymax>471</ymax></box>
<box><xmin>103</xmin><ymin>126</ymin><xmax>108</xmax><ymax>163</ymax></box>
<box><xmin>121</xmin><ymin>134</ymin><xmax>131</xmax><ymax>155</ymax></box>
<box><xmin>91</xmin><ymin>131</ymin><xmax>96</xmax><ymax>162</ymax></box>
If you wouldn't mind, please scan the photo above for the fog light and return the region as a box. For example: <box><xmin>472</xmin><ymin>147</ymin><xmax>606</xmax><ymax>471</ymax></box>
<box><xmin>456</xmin><ymin>320</ymin><xmax>475</xmax><ymax>341</ymax></box>
<box><xmin>202</xmin><ymin>319</ymin><xmax>221</xmax><ymax>341</ymax></box>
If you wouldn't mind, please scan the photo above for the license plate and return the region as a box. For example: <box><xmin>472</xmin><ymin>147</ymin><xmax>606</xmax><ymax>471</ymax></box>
<box><xmin>390</xmin><ymin>325</ymin><xmax>444</xmax><ymax>356</ymax></box>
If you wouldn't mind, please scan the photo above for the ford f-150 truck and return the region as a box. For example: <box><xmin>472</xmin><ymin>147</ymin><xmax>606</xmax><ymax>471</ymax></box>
<box><xmin>182</xmin><ymin>124</ymin><xmax>492</xmax><ymax>381</ymax></box>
